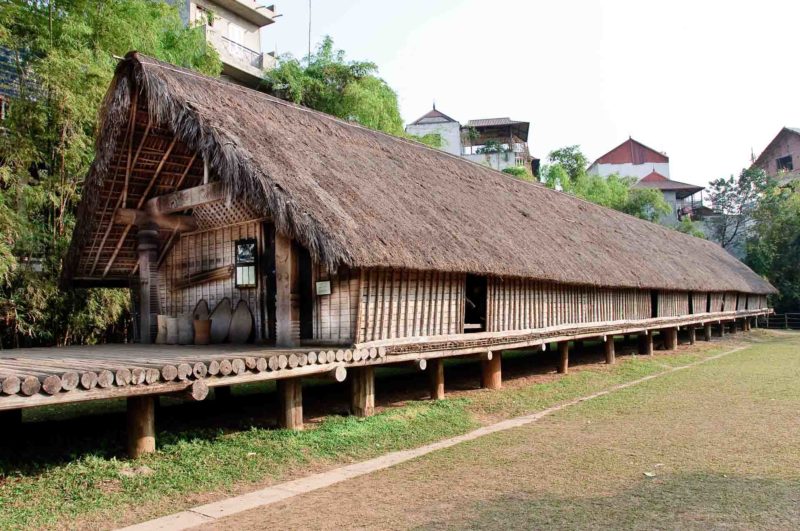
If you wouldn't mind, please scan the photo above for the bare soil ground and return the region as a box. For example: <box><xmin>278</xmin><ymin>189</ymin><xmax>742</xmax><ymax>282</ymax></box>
<box><xmin>204</xmin><ymin>332</ymin><xmax>800</xmax><ymax>530</ymax></box>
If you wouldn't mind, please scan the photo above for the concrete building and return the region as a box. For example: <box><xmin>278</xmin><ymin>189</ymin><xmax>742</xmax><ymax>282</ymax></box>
<box><xmin>753</xmin><ymin>127</ymin><xmax>800</xmax><ymax>183</ymax></box>
<box><xmin>172</xmin><ymin>0</ymin><xmax>277</xmax><ymax>87</ymax></box>
<box><xmin>589</xmin><ymin>137</ymin><xmax>707</xmax><ymax>226</ymax></box>
<box><xmin>405</xmin><ymin>107</ymin><xmax>536</xmax><ymax>174</ymax></box>
<box><xmin>405</xmin><ymin>106</ymin><xmax>462</xmax><ymax>156</ymax></box>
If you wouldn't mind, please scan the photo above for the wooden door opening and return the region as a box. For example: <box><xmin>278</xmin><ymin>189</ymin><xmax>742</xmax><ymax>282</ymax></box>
<box><xmin>262</xmin><ymin>222</ymin><xmax>276</xmax><ymax>343</ymax></box>
<box><xmin>464</xmin><ymin>275</ymin><xmax>487</xmax><ymax>333</ymax></box>
<box><xmin>650</xmin><ymin>290</ymin><xmax>659</xmax><ymax>318</ymax></box>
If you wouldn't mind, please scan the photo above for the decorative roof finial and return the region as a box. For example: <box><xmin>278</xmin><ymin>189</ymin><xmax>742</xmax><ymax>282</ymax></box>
<box><xmin>433</xmin><ymin>100</ymin><xmax>436</xmax><ymax>111</ymax></box>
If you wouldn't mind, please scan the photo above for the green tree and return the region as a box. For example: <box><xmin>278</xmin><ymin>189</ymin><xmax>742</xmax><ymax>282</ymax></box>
<box><xmin>502</xmin><ymin>166</ymin><xmax>533</xmax><ymax>182</ymax></box>
<box><xmin>540</xmin><ymin>146</ymin><xmax>670</xmax><ymax>222</ymax></box>
<box><xmin>264</xmin><ymin>36</ymin><xmax>405</xmax><ymax>136</ymax></box>
<box><xmin>706</xmin><ymin>167</ymin><xmax>774</xmax><ymax>251</ymax></box>
<box><xmin>746</xmin><ymin>181</ymin><xmax>800</xmax><ymax>312</ymax></box>
<box><xmin>0</xmin><ymin>0</ymin><xmax>221</xmax><ymax>347</ymax></box>
<box><xmin>675</xmin><ymin>217</ymin><xmax>706</xmax><ymax>238</ymax></box>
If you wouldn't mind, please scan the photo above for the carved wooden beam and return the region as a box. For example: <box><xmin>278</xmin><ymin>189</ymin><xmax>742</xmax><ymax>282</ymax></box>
<box><xmin>114</xmin><ymin>209</ymin><xmax>198</xmax><ymax>232</ymax></box>
<box><xmin>145</xmin><ymin>181</ymin><xmax>225</xmax><ymax>215</ymax></box>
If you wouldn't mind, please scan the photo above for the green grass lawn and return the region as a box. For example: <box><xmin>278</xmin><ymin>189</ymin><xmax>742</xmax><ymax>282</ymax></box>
<box><xmin>0</xmin><ymin>333</ymin><xmax>784</xmax><ymax>529</ymax></box>
<box><xmin>206</xmin><ymin>331</ymin><xmax>800</xmax><ymax>531</ymax></box>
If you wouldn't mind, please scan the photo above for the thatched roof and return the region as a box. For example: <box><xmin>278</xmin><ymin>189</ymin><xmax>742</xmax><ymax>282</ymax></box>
<box><xmin>65</xmin><ymin>53</ymin><xmax>774</xmax><ymax>294</ymax></box>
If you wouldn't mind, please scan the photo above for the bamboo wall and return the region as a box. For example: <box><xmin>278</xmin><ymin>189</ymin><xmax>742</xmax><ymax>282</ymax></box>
<box><xmin>691</xmin><ymin>292</ymin><xmax>708</xmax><ymax>314</ymax></box>
<box><xmin>357</xmin><ymin>269</ymin><xmax>465</xmax><ymax>343</ymax></box>
<box><xmin>709</xmin><ymin>292</ymin><xmax>724</xmax><ymax>313</ymax></box>
<box><xmin>748</xmin><ymin>294</ymin><xmax>769</xmax><ymax>310</ymax></box>
<box><xmin>657</xmin><ymin>291</ymin><xmax>690</xmax><ymax>317</ymax></box>
<box><xmin>486</xmin><ymin>279</ymin><xmax>651</xmax><ymax>332</ymax></box>
<box><xmin>724</xmin><ymin>291</ymin><xmax>738</xmax><ymax>312</ymax></box>
<box><xmin>312</xmin><ymin>265</ymin><xmax>360</xmax><ymax>343</ymax></box>
<box><xmin>159</xmin><ymin>221</ymin><xmax>264</xmax><ymax>340</ymax></box>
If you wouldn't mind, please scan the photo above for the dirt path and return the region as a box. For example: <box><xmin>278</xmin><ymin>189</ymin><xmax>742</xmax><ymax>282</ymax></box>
<box><xmin>199</xmin><ymin>335</ymin><xmax>800</xmax><ymax>530</ymax></box>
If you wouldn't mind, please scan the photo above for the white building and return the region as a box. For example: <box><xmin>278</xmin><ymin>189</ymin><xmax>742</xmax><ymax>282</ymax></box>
<box><xmin>405</xmin><ymin>107</ymin><xmax>536</xmax><ymax>174</ymax></box>
<box><xmin>172</xmin><ymin>0</ymin><xmax>278</xmax><ymax>87</ymax></box>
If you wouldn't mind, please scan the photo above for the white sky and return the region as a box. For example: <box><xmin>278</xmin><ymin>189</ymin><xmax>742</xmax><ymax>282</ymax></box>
<box><xmin>263</xmin><ymin>0</ymin><xmax>800</xmax><ymax>186</ymax></box>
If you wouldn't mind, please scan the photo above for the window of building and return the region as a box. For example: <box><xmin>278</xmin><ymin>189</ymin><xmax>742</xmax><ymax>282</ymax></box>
<box><xmin>776</xmin><ymin>155</ymin><xmax>793</xmax><ymax>172</ymax></box>
<box><xmin>235</xmin><ymin>238</ymin><xmax>257</xmax><ymax>288</ymax></box>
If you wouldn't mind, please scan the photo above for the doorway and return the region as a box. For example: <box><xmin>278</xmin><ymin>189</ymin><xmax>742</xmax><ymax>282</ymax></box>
<box><xmin>464</xmin><ymin>275</ymin><xmax>487</xmax><ymax>333</ymax></box>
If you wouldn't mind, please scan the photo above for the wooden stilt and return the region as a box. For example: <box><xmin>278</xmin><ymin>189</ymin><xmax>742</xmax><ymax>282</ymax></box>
<box><xmin>638</xmin><ymin>331</ymin><xmax>653</xmax><ymax>356</ymax></box>
<box><xmin>729</xmin><ymin>321</ymin><xmax>737</xmax><ymax>334</ymax></box>
<box><xmin>350</xmin><ymin>367</ymin><xmax>375</xmax><ymax>417</ymax></box>
<box><xmin>719</xmin><ymin>322</ymin><xmax>726</xmax><ymax>337</ymax></box>
<box><xmin>704</xmin><ymin>323</ymin><xmax>712</xmax><ymax>341</ymax></box>
<box><xmin>127</xmin><ymin>396</ymin><xmax>155</xmax><ymax>458</ymax></box>
<box><xmin>604</xmin><ymin>336</ymin><xmax>615</xmax><ymax>364</ymax></box>
<box><xmin>664</xmin><ymin>327</ymin><xmax>678</xmax><ymax>351</ymax></box>
<box><xmin>429</xmin><ymin>358</ymin><xmax>445</xmax><ymax>400</ymax></box>
<box><xmin>277</xmin><ymin>378</ymin><xmax>303</xmax><ymax>429</ymax></box>
<box><xmin>481</xmin><ymin>352</ymin><xmax>502</xmax><ymax>389</ymax></box>
<box><xmin>558</xmin><ymin>341</ymin><xmax>569</xmax><ymax>374</ymax></box>
<box><xmin>688</xmin><ymin>327</ymin><xmax>696</xmax><ymax>345</ymax></box>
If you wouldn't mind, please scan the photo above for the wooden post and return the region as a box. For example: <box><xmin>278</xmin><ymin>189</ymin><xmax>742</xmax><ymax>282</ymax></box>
<box><xmin>638</xmin><ymin>331</ymin><xmax>653</xmax><ymax>356</ymax></box>
<box><xmin>429</xmin><ymin>358</ymin><xmax>445</xmax><ymax>400</ymax></box>
<box><xmin>704</xmin><ymin>323</ymin><xmax>712</xmax><ymax>341</ymax></box>
<box><xmin>718</xmin><ymin>322</ymin><xmax>726</xmax><ymax>337</ymax></box>
<box><xmin>136</xmin><ymin>224</ymin><xmax>160</xmax><ymax>344</ymax></box>
<box><xmin>729</xmin><ymin>320</ymin><xmax>737</xmax><ymax>334</ymax></box>
<box><xmin>688</xmin><ymin>327</ymin><xmax>696</xmax><ymax>345</ymax></box>
<box><xmin>557</xmin><ymin>341</ymin><xmax>569</xmax><ymax>374</ymax></box>
<box><xmin>351</xmin><ymin>367</ymin><xmax>375</xmax><ymax>417</ymax></box>
<box><xmin>277</xmin><ymin>378</ymin><xmax>303</xmax><ymax>429</ymax></box>
<box><xmin>664</xmin><ymin>327</ymin><xmax>678</xmax><ymax>351</ymax></box>
<box><xmin>481</xmin><ymin>351</ymin><xmax>502</xmax><ymax>389</ymax></box>
<box><xmin>604</xmin><ymin>336</ymin><xmax>615</xmax><ymax>365</ymax></box>
<box><xmin>127</xmin><ymin>396</ymin><xmax>155</xmax><ymax>458</ymax></box>
<box><xmin>275</xmin><ymin>233</ymin><xmax>300</xmax><ymax>347</ymax></box>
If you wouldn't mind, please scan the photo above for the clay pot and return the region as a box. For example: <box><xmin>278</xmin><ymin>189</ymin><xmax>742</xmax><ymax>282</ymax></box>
<box><xmin>193</xmin><ymin>319</ymin><xmax>212</xmax><ymax>345</ymax></box>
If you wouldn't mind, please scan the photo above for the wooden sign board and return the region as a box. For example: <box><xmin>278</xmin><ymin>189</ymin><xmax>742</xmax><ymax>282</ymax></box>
<box><xmin>316</xmin><ymin>280</ymin><xmax>331</xmax><ymax>296</ymax></box>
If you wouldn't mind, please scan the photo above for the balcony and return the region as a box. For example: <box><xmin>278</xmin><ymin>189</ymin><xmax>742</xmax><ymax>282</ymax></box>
<box><xmin>203</xmin><ymin>26</ymin><xmax>276</xmax><ymax>87</ymax></box>
<box><xmin>211</xmin><ymin>0</ymin><xmax>276</xmax><ymax>27</ymax></box>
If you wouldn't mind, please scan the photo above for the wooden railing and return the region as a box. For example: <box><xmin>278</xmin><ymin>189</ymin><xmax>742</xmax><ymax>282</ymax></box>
<box><xmin>761</xmin><ymin>313</ymin><xmax>800</xmax><ymax>330</ymax></box>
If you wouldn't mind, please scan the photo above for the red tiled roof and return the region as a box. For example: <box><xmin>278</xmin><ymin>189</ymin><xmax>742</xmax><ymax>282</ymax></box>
<box><xmin>593</xmin><ymin>138</ymin><xmax>669</xmax><ymax>166</ymax></box>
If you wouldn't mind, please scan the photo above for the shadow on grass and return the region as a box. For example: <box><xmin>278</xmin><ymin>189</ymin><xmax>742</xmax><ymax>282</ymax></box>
<box><xmin>422</xmin><ymin>472</ymin><xmax>800</xmax><ymax>530</ymax></box>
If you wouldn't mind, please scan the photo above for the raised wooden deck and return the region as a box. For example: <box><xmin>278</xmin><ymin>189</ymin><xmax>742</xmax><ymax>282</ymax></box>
<box><xmin>0</xmin><ymin>309</ymin><xmax>766</xmax><ymax>412</ymax></box>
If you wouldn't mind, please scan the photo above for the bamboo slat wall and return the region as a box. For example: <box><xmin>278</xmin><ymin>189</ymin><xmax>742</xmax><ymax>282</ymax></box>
<box><xmin>691</xmin><ymin>292</ymin><xmax>708</xmax><ymax>314</ymax></box>
<box><xmin>486</xmin><ymin>279</ymin><xmax>651</xmax><ymax>332</ymax></box>
<box><xmin>748</xmin><ymin>294</ymin><xmax>768</xmax><ymax>310</ymax></box>
<box><xmin>657</xmin><ymin>291</ymin><xmax>690</xmax><ymax>318</ymax></box>
<box><xmin>159</xmin><ymin>221</ymin><xmax>263</xmax><ymax>340</ymax></box>
<box><xmin>357</xmin><ymin>269</ymin><xmax>465</xmax><ymax>343</ymax></box>
<box><xmin>724</xmin><ymin>291</ymin><xmax>738</xmax><ymax>312</ymax></box>
<box><xmin>709</xmin><ymin>292</ymin><xmax>725</xmax><ymax>313</ymax></box>
<box><xmin>312</xmin><ymin>265</ymin><xmax>360</xmax><ymax>343</ymax></box>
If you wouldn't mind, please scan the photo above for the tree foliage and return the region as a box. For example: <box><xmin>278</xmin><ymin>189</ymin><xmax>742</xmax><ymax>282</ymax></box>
<box><xmin>264</xmin><ymin>36</ymin><xmax>405</xmax><ymax>135</ymax></box>
<box><xmin>0</xmin><ymin>0</ymin><xmax>221</xmax><ymax>347</ymax></box>
<box><xmin>706</xmin><ymin>167</ymin><xmax>774</xmax><ymax>251</ymax></box>
<box><xmin>540</xmin><ymin>146</ymin><xmax>671</xmax><ymax>222</ymax></box>
<box><xmin>745</xmin><ymin>181</ymin><xmax>800</xmax><ymax>312</ymax></box>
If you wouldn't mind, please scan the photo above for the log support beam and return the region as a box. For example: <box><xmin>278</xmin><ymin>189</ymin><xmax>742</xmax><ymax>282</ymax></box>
<box><xmin>663</xmin><ymin>327</ymin><xmax>678</xmax><ymax>351</ymax></box>
<box><xmin>704</xmin><ymin>323</ymin><xmax>713</xmax><ymax>341</ymax></box>
<box><xmin>136</xmin><ymin>224</ymin><xmax>159</xmax><ymax>344</ymax></box>
<box><xmin>718</xmin><ymin>322</ymin><xmax>726</xmax><ymax>338</ymax></box>
<box><xmin>277</xmin><ymin>378</ymin><xmax>303</xmax><ymax>430</ymax></box>
<box><xmin>638</xmin><ymin>331</ymin><xmax>653</xmax><ymax>356</ymax></box>
<box><xmin>729</xmin><ymin>320</ymin><xmax>738</xmax><ymax>334</ymax></box>
<box><xmin>688</xmin><ymin>326</ymin><xmax>696</xmax><ymax>345</ymax></box>
<box><xmin>604</xmin><ymin>335</ymin><xmax>616</xmax><ymax>365</ymax></box>
<box><xmin>350</xmin><ymin>367</ymin><xmax>375</xmax><ymax>417</ymax></box>
<box><xmin>481</xmin><ymin>351</ymin><xmax>502</xmax><ymax>389</ymax></box>
<box><xmin>127</xmin><ymin>396</ymin><xmax>156</xmax><ymax>458</ymax></box>
<box><xmin>429</xmin><ymin>358</ymin><xmax>445</xmax><ymax>400</ymax></box>
<box><xmin>558</xmin><ymin>341</ymin><xmax>569</xmax><ymax>374</ymax></box>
